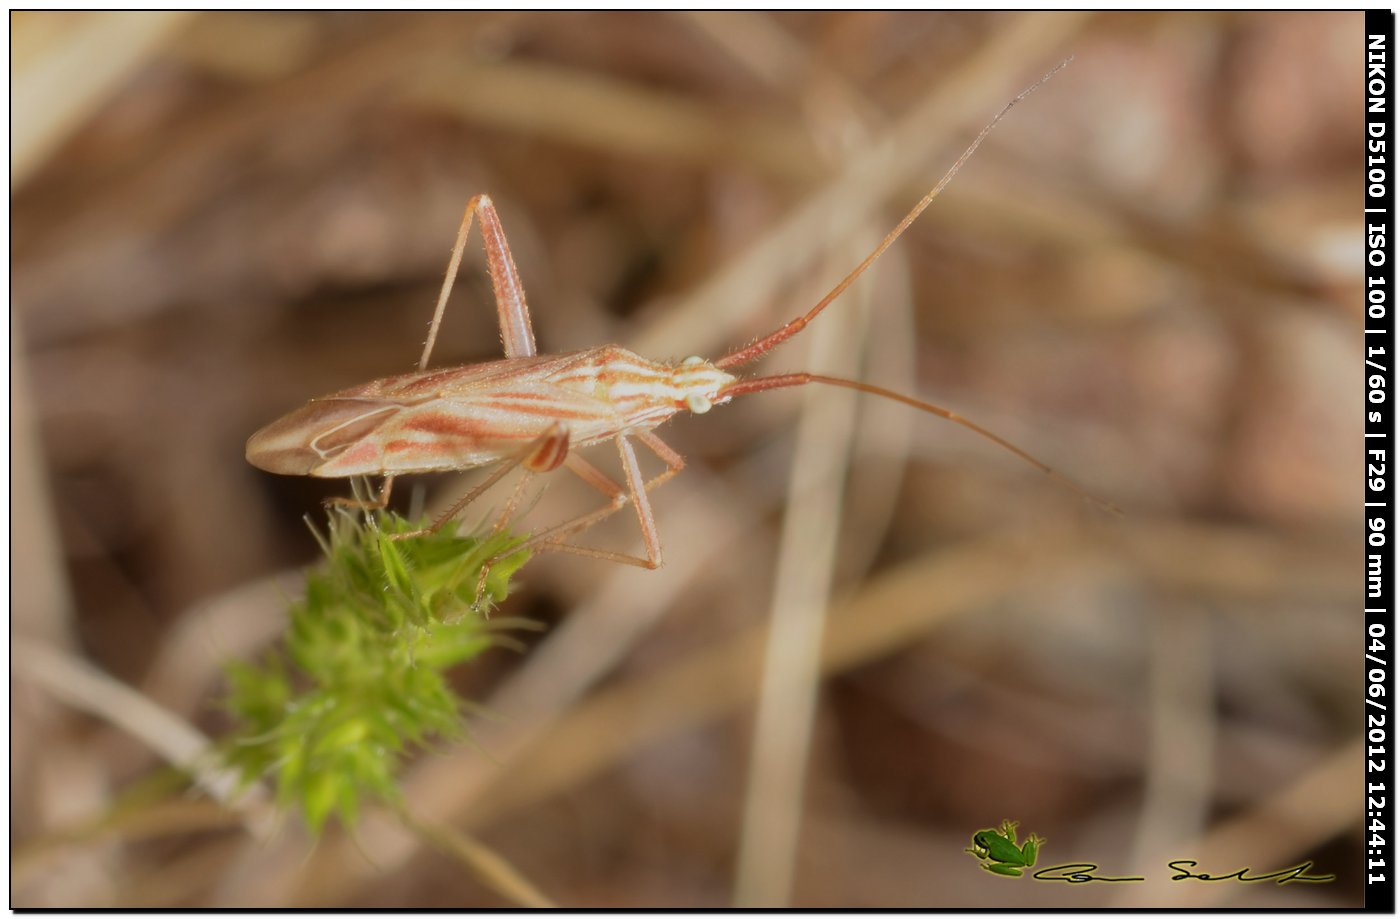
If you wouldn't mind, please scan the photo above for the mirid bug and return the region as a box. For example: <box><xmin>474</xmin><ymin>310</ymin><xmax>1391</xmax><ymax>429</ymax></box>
<box><xmin>247</xmin><ymin>62</ymin><xmax>1111</xmax><ymax>587</ymax></box>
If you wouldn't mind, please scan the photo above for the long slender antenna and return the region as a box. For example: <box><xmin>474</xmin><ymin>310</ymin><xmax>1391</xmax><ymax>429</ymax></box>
<box><xmin>715</xmin><ymin>58</ymin><xmax>1071</xmax><ymax>371</ymax></box>
<box><xmin>720</xmin><ymin>371</ymin><xmax>1120</xmax><ymax>514</ymax></box>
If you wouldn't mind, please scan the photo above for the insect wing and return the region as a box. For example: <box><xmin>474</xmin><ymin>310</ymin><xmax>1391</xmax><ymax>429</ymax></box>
<box><xmin>245</xmin><ymin>397</ymin><xmax>405</xmax><ymax>476</ymax></box>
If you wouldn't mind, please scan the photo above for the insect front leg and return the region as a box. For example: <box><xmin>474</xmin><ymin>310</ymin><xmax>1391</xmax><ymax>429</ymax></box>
<box><xmin>421</xmin><ymin>194</ymin><xmax>538</xmax><ymax>370</ymax></box>
<box><xmin>325</xmin><ymin>475</ymin><xmax>396</xmax><ymax>511</ymax></box>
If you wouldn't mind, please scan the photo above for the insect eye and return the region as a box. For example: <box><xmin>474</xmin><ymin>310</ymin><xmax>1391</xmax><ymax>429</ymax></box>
<box><xmin>681</xmin><ymin>355</ymin><xmax>704</xmax><ymax>366</ymax></box>
<box><xmin>686</xmin><ymin>393</ymin><xmax>712</xmax><ymax>414</ymax></box>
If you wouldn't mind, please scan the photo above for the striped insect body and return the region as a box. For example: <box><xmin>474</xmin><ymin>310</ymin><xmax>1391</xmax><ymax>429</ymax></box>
<box><xmin>247</xmin><ymin>346</ymin><xmax>735</xmax><ymax>479</ymax></box>
<box><xmin>247</xmin><ymin>62</ymin><xmax>1108</xmax><ymax>589</ymax></box>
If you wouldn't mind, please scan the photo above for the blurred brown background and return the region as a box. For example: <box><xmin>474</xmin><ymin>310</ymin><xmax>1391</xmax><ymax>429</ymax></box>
<box><xmin>12</xmin><ymin>11</ymin><xmax>1364</xmax><ymax>908</ymax></box>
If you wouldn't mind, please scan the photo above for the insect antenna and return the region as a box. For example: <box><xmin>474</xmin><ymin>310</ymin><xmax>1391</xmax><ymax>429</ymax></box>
<box><xmin>714</xmin><ymin>58</ymin><xmax>1071</xmax><ymax>372</ymax></box>
<box><xmin>720</xmin><ymin>371</ymin><xmax>1121</xmax><ymax>515</ymax></box>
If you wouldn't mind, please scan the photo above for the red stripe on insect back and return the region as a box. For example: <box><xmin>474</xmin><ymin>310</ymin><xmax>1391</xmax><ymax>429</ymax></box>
<box><xmin>475</xmin><ymin>390</ymin><xmax>559</xmax><ymax>402</ymax></box>
<box><xmin>385</xmin><ymin>438</ymin><xmax>462</xmax><ymax>455</ymax></box>
<box><xmin>588</xmin><ymin>356</ymin><xmax>662</xmax><ymax>377</ymax></box>
<box><xmin>384</xmin><ymin>368</ymin><xmax>484</xmax><ymax>395</ymax></box>
<box><xmin>552</xmin><ymin>363</ymin><xmax>667</xmax><ymax>388</ymax></box>
<box><xmin>384</xmin><ymin>436</ymin><xmax>493</xmax><ymax>457</ymax></box>
<box><xmin>600</xmin><ymin>375</ymin><xmax>670</xmax><ymax>393</ymax></box>
<box><xmin>477</xmin><ymin>399</ymin><xmax>601</xmax><ymax>420</ymax></box>
<box><xmin>337</xmin><ymin>441</ymin><xmax>381</xmax><ymax>468</ymax></box>
<box><xmin>610</xmin><ymin>394</ymin><xmax>668</xmax><ymax>413</ymax></box>
<box><xmin>402</xmin><ymin>414</ymin><xmax>489</xmax><ymax>437</ymax></box>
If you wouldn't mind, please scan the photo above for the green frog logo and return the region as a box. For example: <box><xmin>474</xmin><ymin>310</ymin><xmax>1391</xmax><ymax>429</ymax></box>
<box><xmin>965</xmin><ymin>820</ymin><xmax>1045</xmax><ymax>877</ymax></box>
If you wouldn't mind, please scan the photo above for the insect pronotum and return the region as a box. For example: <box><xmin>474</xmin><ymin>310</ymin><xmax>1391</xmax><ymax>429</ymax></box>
<box><xmin>247</xmin><ymin>61</ymin><xmax>1112</xmax><ymax>591</ymax></box>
